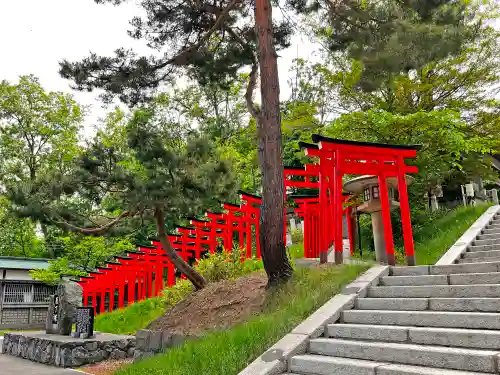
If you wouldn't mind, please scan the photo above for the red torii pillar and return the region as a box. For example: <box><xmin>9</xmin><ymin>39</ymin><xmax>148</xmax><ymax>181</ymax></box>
<box><xmin>221</xmin><ymin>203</ymin><xmax>246</xmax><ymax>254</ymax></box>
<box><xmin>239</xmin><ymin>192</ymin><xmax>262</xmax><ymax>258</ymax></box>
<box><xmin>152</xmin><ymin>239</ymin><xmax>177</xmax><ymax>287</ymax></box>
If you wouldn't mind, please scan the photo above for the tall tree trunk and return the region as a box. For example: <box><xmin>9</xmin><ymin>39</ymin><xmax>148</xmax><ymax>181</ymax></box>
<box><xmin>154</xmin><ymin>205</ymin><xmax>207</xmax><ymax>290</ymax></box>
<box><xmin>254</xmin><ymin>0</ymin><xmax>293</xmax><ymax>286</ymax></box>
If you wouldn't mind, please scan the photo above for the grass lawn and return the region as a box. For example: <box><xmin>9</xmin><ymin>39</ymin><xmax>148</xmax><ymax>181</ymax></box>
<box><xmin>115</xmin><ymin>263</ymin><xmax>368</xmax><ymax>375</ymax></box>
<box><xmin>414</xmin><ymin>204</ymin><xmax>490</xmax><ymax>265</ymax></box>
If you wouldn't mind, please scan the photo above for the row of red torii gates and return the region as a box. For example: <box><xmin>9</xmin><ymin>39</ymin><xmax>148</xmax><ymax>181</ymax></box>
<box><xmin>76</xmin><ymin>136</ymin><xmax>419</xmax><ymax>314</ymax></box>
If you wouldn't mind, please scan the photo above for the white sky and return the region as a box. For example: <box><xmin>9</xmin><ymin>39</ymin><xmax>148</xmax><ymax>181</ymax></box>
<box><xmin>0</xmin><ymin>0</ymin><xmax>321</xmax><ymax>134</ymax></box>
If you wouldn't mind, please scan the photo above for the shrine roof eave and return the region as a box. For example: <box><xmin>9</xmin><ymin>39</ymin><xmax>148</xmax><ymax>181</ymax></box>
<box><xmin>298</xmin><ymin>141</ymin><xmax>319</xmax><ymax>150</ymax></box>
<box><xmin>311</xmin><ymin>134</ymin><xmax>422</xmax><ymax>151</ymax></box>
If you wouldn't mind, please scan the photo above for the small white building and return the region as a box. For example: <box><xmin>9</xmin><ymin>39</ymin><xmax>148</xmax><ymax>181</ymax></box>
<box><xmin>0</xmin><ymin>257</ymin><xmax>50</xmax><ymax>280</ymax></box>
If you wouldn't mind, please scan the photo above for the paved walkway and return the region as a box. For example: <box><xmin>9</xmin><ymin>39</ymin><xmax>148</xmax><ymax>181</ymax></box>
<box><xmin>0</xmin><ymin>354</ymin><xmax>86</xmax><ymax>375</ymax></box>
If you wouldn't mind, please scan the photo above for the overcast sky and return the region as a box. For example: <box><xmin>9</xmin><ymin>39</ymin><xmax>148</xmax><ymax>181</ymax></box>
<box><xmin>0</xmin><ymin>0</ymin><xmax>320</xmax><ymax>133</ymax></box>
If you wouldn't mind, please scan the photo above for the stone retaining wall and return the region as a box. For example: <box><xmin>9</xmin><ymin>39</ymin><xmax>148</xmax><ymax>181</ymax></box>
<box><xmin>2</xmin><ymin>332</ymin><xmax>135</xmax><ymax>367</ymax></box>
<box><xmin>134</xmin><ymin>329</ymin><xmax>196</xmax><ymax>361</ymax></box>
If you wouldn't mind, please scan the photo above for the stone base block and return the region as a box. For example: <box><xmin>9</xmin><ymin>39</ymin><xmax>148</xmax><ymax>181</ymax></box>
<box><xmin>2</xmin><ymin>331</ymin><xmax>136</xmax><ymax>368</ymax></box>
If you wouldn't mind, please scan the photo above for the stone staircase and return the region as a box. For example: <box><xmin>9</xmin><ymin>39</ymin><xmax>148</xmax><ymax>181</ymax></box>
<box><xmin>287</xmin><ymin>214</ymin><xmax>500</xmax><ymax>375</ymax></box>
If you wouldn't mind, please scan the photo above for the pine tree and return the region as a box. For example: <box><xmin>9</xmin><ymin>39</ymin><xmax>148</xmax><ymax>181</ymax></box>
<box><xmin>297</xmin><ymin>0</ymin><xmax>482</xmax><ymax>92</ymax></box>
<box><xmin>7</xmin><ymin>108</ymin><xmax>237</xmax><ymax>289</ymax></box>
<box><xmin>59</xmin><ymin>0</ymin><xmax>294</xmax><ymax>285</ymax></box>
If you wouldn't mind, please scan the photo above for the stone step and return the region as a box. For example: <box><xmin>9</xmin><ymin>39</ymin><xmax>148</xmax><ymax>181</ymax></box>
<box><xmin>482</xmin><ymin>228</ymin><xmax>500</xmax><ymax>235</ymax></box>
<box><xmin>290</xmin><ymin>355</ymin><xmax>383</xmax><ymax>375</ymax></box>
<box><xmin>367</xmin><ymin>284</ymin><xmax>500</xmax><ymax>298</ymax></box>
<box><xmin>357</xmin><ymin>297</ymin><xmax>500</xmax><ymax>312</ymax></box>
<box><xmin>391</xmin><ymin>262</ymin><xmax>500</xmax><ymax>276</ymax></box>
<box><xmin>375</xmin><ymin>364</ymin><xmax>494</xmax><ymax>375</ymax></box>
<box><xmin>357</xmin><ymin>298</ymin><xmax>428</xmax><ymax>311</ymax></box>
<box><xmin>429</xmin><ymin>297</ymin><xmax>500</xmax><ymax>312</ymax></box>
<box><xmin>379</xmin><ymin>275</ymin><xmax>448</xmax><ymax>286</ymax></box>
<box><xmin>478</xmin><ymin>233</ymin><xmax>500</xmax><ymax>240</ymax></box>
<box><xmin>289</xmin><ymin>355</ymin><xmax>489</xmax><ymax>375</ymax></box>
<box><xmin>308</xmin><ymin>338</ymin><xmax>498</xmax><ymax>372</ymax></box>
<box><xmin>467</xmin><ymin>244</ymin><xmax>500</xmax><ymax>252</ymax></box>
<box><xmin>449</xmin><ymin>271</ymin><xmax>500</xmax><ymax>284</ymax></box>
<box><xmin>381</xmin><ymin>271</ymin><xmax>500</xmax><ymax>286</ymax></box>
<box><xmin>458</xmin><ymin>256</ymin><xmax>500</xmax><ymax>264</ymax></box>
<box><xmin>463</xmin><ymin>250</ymin><xmax>500</xmax><ymax>259</ymax></box>
<box><xmin>327</xmin><ymin>323</ymin><xmax>500</xmax><ymax>350</ymax></box>
<box><xmin>473</xmin><ymin>238</ymin><xmax>500</xmax><ymax>246</ymax></box>
<box><xmin>342</xmin><ymin>310</ymin><xmax>500</xmax><ymax>330</ymax></box>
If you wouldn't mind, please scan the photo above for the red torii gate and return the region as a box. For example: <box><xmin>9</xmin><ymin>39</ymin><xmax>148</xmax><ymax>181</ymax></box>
<box><xmin>301</xmin><ymin>135</ymin><xmax>419</xmax><ymax>266</ymax></box>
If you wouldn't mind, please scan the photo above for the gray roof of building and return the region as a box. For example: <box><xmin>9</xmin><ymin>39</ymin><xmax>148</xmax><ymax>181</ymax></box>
<box><xmin>0</xmin><ymin>256</ymin><xmax>50</xmax><ymax>270</ymax></box>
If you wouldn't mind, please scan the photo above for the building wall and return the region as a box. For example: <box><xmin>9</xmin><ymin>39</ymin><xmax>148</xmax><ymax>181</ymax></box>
<box><xmin>1</xmin><ymin>269</ymin><xmax>33</xmax><ymax>280</ymax></box>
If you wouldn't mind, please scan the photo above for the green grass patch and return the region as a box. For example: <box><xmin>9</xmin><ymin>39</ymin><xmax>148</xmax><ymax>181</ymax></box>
<box><xmin>115</xmin><ymin>263</ymin><xmax>369</xmax><ymax>375</ymax></box>
<box><xmin>94</xmin><ymin>296</ymin><xmax>166</xmax><ymax>335</ymax></box>
<box><xmin>415</xmin><ymin>204</ymin><xmax>490</xmax><ymax>265</ymax></box>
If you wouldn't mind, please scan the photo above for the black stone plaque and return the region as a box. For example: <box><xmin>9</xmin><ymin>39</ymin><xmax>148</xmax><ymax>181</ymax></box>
<box><xmin>74</xmin><ymin>307</ymin><xmax>94</xmax><ymax>339</ymax></box>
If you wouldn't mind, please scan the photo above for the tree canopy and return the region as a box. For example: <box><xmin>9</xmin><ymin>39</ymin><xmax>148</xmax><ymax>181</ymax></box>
<box><xmin>7</xmin><ymin>103</ymin><xmax>237</xmax><ymax>289</ymax></box>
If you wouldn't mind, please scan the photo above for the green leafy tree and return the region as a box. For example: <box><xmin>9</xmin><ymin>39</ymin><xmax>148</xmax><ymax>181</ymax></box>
<box><xmin>59</xmin><ymin>0</ymin><xmax>296</xmax><ymax>285</ymax></box>
<box><xmin>0</xmin><ymin>197</ymin><xmax>44</xmax><ymax>257</ymax></box>
<box><xmin>0</xmin><ymin>75</ymin><xmax>84</xmax><ymax>257</ymax></box>
<box><xmin>170</xmin><ymin>76</ymin><xmax>249</xmax><ymax>143</ymax></box>
<box><xmin>325</xmin><ymin>109</ymin><xmax>500</xmax><ymax>196</ymax></box>
<box><xmin>0</xmin><ymin>75</ymin><xmax>83</xmax><ymax>183</ymax></box>
<box><xmin>219</xmin><ymin>121</ymin><xmax>261</xmax><ymax>193</ymax></box>
<box><xmin>30</xmin><ymin>236</ymin><xmax>135</xmax><ymax>285</ymax></box>
<box><xmin>9</xmin><ymin>106</ymin><xmax>237</xmax><ymax>290</ymax></box>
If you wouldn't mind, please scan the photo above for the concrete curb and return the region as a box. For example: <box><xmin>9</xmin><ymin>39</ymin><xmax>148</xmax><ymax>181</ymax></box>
<box><xmin>436</xmin><ymin>205</ymin><xmax>500</xmax><ymax>265</ymax></box>
<box><xmin>237</xmin><ymin>265</ymin><xmax>388</xmax><ymax>375</ymax></box>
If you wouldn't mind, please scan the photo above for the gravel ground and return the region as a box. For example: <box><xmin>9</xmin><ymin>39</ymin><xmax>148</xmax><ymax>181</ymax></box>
<box><xmin>80</xmin><ymin>359</ymin><xmax>133</xmax><ymax>375</ymax></box>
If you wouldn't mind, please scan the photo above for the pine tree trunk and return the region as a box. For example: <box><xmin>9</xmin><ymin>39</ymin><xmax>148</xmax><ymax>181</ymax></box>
<box><xmin>154</xmin><ymin>206</ymin><xmax>207</xmax><ymax>290</ymax></box>
<box><xmin>254</xmin><ymin>0</ymin><xmax>293</xmax><ymax>286</ymax></box>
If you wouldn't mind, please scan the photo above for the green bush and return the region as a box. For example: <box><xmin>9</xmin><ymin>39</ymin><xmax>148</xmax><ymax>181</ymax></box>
<box><xmin>287</xmin><ymin>243</ymin><xmax>304</xmax><ymax>259</ymax></box>
<box><xmin>291</xmin><ymin>228</ymin><xmax>304</xmax><ymax>244</ymax></box>
<box><xmin>195</xmin><ymin>246</ymin><xmax>263</xmax><ymax>282</ymax></box>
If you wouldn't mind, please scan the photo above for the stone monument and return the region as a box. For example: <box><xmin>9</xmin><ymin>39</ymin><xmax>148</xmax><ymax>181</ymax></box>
<box><xmin>45</xmin><ymin>281</ymin><xmax>83</xmax><ymax>335</ymax></box>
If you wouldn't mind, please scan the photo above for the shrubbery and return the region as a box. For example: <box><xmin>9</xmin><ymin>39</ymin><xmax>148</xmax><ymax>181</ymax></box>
<box><xmin>194</xmin><ymin>246</ymin><xmax>263</xmax><ymax>282</ymax></box>
<box><xmin>290</xmin><ymin>228</ymin><xmax>304</xmax><ymax>244</ymax></box>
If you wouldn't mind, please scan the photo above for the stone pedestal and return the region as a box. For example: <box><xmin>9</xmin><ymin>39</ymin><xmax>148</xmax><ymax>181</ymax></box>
<box><xmin>371</xmin><ymin>210</ymin><xmax>387</xmax><ymax>264</ymax></box>
<box><xmin>2</xmin><ymin>331</ymin><xmax>135</xmax><ymax>368</ymax></box>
